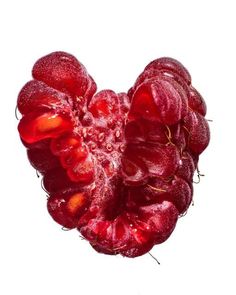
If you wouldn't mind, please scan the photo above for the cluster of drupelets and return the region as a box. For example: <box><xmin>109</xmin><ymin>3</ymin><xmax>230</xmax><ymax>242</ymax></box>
<box><xmin>17</xmin><ymin>52</ymin><xmax>210</xmax><ymax>257</ymax></box>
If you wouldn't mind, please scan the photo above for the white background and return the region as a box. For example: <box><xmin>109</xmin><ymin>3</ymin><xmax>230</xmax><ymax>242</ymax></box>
<box><xmin>0</xmin><ymin>0</ymin><xmax>235</xmax><ymax>294</ymax></box>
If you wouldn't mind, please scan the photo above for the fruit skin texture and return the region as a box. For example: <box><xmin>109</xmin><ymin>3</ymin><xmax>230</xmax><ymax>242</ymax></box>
<box><xmin>17</xmin><ymin>52</ymin><xmax>210</xmax><ymax>258</ymax></box>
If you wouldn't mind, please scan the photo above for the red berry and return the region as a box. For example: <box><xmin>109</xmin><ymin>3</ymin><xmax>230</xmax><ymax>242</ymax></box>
<box><xmin>18</xmin><ymin>110</ymin><xmax>74</xmax><ymax>143</ymax></box>
<box><xmin>128</xmin><ymin>76</ymin><xmax>187</xmax><ymax>125</ymax></box>
<box><xmin>188</xmin><ymin>86</ymin><xmax>207</xmax><ymax>116</ymax></box>
<box><xmin>32</xmin><ymin>51</ymin><xmax>96</xmax><ymax>101</ymax></box>
<box><xmin>17</xmin><ymin>80</ymin><xmax>73</xmax><ymax>115</ymax></box>
<box><xmin>47</xmin><ymin>192</ymin><xmax>88</xmax><ymax>229</ymax></box>
<box><xmin>183</xmin><ymin>110</ymin><xmax>210</xmax><ymax>155</ymax></box>
<box><xmin>17</xmin><ymin>53</ymin><xmax>210</xmax><ymax>257</ymax></box>
<box><xmin>144</xmin><ymin>57</ymin><xmax>191</xmax><ymax>85</ymax></box>
<box><xmin>27</xmin><ymin>145</ymin><xmax>60</xmax><ymax>173</ymax></box>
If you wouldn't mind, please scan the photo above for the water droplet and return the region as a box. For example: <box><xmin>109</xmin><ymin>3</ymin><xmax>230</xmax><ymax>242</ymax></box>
<box><xmin>119</xmin><ymin>144</ymin><xmax>125</xmax><ymax>153</ymax></box>
<box><xmin>98</xmin><ymin>132</ymin><xmax>105</xmax><ymax>142</ymax></box>
<box><xmin>82</xmin><ymin>128</ymin><xmax>87</xmax><ymax>138</ymax></box>
<box><xmin>106</xmin><ymin>143</ymin><xmax>113</xmax><ymax>152</ymax></box>
<box><xmin>115</xmin><ymin>130</ymin><xmax>121</xmax><ymax>138</ymax></box>
<box><xmin>87</xmin><ymin>128</ymin><xmax>93</xmax><ymax>136</ymax></box>
<box><xmin>76</xmin><ymin>96</ymin><xmax>82</xmax><ymax>103</ymax></box>
<box><xmin>89</xmin><ymin>142</ymin><xmax>96</xmax><ymax>151</ymax></box>
<box><xmin>81</xmin><ymin>113</ymin><xmax>93</xmax><ymax>126</ymax></box>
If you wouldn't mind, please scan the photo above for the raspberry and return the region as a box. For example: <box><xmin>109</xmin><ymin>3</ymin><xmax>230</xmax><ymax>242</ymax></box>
<box><xmin>17</xmin><ymin>52</ymin><xmax>210</xmax><ymax>258</ymax></box>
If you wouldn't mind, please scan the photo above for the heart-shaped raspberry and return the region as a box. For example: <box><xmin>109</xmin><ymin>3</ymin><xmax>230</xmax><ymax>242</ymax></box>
<box><xmin>17</xmin><ymin>52</ymin><xmax>210</xmax><ymax>257</ymax></box>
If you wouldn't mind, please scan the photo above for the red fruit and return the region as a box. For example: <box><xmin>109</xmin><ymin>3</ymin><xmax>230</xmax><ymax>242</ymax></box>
<box><xmin>43</xmin><ymin>167</ymin><xmax>82</xmax><ymax>195</ymax></box>
<box><xmin>144</xmin><ymin>57</ymin><xmax>191</xmax><ymax>85</ymax></box>
<box><xmin>32</xmin><ymin>51</ymin><xmax>96</xmax><ymax>101</ymax></box>
<box><xmin>17</xmin><ymin>53</ymin><xmax>210</xmax><ymax>258</ymax></box>
<box><xmin>188</xmin><ymin>86</ymin><xmax>207</xmax><ymax>116</ymax></box>
<box><xmin>128</xmin><ymin>76</ymin><xmax>188</xmax><ymax>125</ymax></box>
<box><xmin>146</xmin><ymin>177</ymin><xmax>193</xmax><ymax>214</ymax></box>
<box><xmin>17</xmin><ymin>80</ymin><xmax>73</xmax><ymax>115</ymax></box>
<box><xmin>88</xmin><ymin>90</ymin><xmax>120</xmax><ymax>118</ymax></box>
<box><xmin>183</xmin><ymin>110</ymin><xmax>210</xmax><ymax>155</ymax></box>
<box><xmin>66</xmin><ymin>154</ymin><xmax>95</xmax><ymax>183</ymax></box>
<box><xmin>138</xmin><ymin>201</ymin><xmax>179</xmax><ymax>244</ymax></box>
<box><xmin>125</xmin><ymin>119</ymin><xmax>169</xmax><ymax>144</ymax></box>
<box><xmin>176</xmin><ymin>151</ymin><xmax>195</xmax><ymax>183</ymax></box>
<box><xmin>47</xmin><ymin>192</ymin><xmax>89</xmax><ymax>229</ymax></box>
<box><xmin>50</xmin><ymin>134</ymin><xmax>83</xmax><ymax>156</ymax></box>
<box><xmin>122</xmin><ymin>143</ymin><xmax>180</xmax><ymax>182</ymax></box>
<box><xmin>18</xmin><ymin>110</ymin><xmax>74</xmax><ymax>144</ymax></box>
<box><xmin>27</xmin><ymin>145</ymin><xmax>60</xmax><ymax>173</ymax></box>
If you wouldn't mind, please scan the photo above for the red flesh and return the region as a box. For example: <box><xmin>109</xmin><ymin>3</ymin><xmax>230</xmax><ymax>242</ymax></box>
<box><xmin>17</xmin><ymin>52</ymin><xmax>210</xmax><ymax>257</ymax></box>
